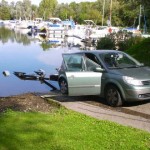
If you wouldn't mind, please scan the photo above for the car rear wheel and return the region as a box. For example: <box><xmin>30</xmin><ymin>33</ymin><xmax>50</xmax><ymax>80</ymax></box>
<box><xmin>59</xmin><ymin>79</ymin><xmax>68</xmax><ymax>94</ymax></box>
<box><xmin>105</xmin><ymin>85</ymin><xmax>123</xmax><ymax>107</ymax></box>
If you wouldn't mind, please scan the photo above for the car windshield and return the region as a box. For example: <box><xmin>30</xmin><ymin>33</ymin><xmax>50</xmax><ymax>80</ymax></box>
<box><xmin>99</xmin><ymin>52</ymin><xmax>143</xmax><ymax>69</ymax></box>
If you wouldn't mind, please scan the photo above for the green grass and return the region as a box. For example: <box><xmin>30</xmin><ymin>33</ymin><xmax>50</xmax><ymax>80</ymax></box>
<box><xmin>0</xmin><ymin>108</ymin><xmax>150</xmax><ymax>150</ymax></box>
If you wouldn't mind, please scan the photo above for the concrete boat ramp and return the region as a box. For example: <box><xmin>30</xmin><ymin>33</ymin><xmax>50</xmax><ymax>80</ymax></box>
<box><xmin>39</xmin><ymin>91</ymin><xmax>150</xmax><ymax>133</ymax></box>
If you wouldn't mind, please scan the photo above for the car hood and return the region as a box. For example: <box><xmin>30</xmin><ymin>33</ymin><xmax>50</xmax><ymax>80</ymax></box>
<box><xmin>109</xmin><ymin>66</ymin><xmax>150</xmax><ymax>80</ymax></box>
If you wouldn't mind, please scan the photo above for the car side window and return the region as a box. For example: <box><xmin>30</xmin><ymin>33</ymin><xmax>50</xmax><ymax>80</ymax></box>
<box><xmin>85</xmin><ymin>53</ymin><xmax>103</xmax><ymax>69</ymax></box>
<box><xmin>85</xmin><ymin>57</ymin><xmax>100</xmax><ymax>71</ymax></box>
<box><xmin>63</xmin><ymin>54</ymin><xmax>85</xmax><ymax>71</ymax></box>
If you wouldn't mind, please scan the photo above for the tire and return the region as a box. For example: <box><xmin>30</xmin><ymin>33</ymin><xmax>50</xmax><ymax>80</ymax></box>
<box><xmin>59</xmin><ymin>78</ymin><xmax>68</xmax><ymax>95</ymax></box>
<box><xmin>105</xmin><ymin>85</ymin><xmax>123</xmax><ymax>107</ymax></box>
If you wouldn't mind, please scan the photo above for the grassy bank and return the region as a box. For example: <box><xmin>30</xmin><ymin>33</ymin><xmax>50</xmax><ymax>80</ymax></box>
<box><xmin>0</xmin><ymin>107</ymin><xmax>150</xmax><ymax>150</ymax></box>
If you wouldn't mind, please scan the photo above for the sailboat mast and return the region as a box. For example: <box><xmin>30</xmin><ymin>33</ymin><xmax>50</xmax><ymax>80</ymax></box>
<box><xmin>138</xmin><ymin>5</ymin><xmax>142</xmax><ymax>30</ymax></box>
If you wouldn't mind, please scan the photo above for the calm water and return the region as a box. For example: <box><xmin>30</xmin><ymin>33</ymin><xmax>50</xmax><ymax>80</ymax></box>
<box><xmin>0</xmin><ymin>27</ymin><xmax>80</xmax><ymax>97</ymax></box>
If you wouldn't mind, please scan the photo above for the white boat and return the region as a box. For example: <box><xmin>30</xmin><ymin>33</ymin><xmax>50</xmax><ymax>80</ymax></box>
<box><xmin>84</xmin><ymin>20</ymin><xmax>120</xmax><ymax>38</ymax></box>
<box><xmin>62</xmin><ymin>19</ymin><xmax>75</xmax><ymax>29</ymax></box>
<box><xmin>141</xmin><ymin>34</ymin><xmax>150</xmax><ymax>38</ymax></box>
<box><xmin>46</xmin><ymin>18</ymin><xmax>65</xmax><ymax>38</ymax></box>
<box><xmin>47</xmin><ymin>37</ymin><xmax>64</xmax><ymax>45</ymax></box>
<box><xmin>66</xmin><ymin>20</ymin><xmax>120</xmax><ymax>40</ymax></box>
<box><xmin>65</xmin><ymin>24</ymin><xmax>86</xmax><ymax>39</ymax></box>
<box><xmin>2</xmin><ymin>20</ymin><xmax>13</xmax><ymax>29</ymax></box>
<box><xmin>122</xmin><ymin>27</ymin><xmax>141</xmax><ymax>36</ymax></box>
<box><xmin>14</xmin><ymin>28</ymin><xmax>30</xmax><ymax>35</ymax></box>
<box><xmin>15</xmin><ymin>20</ymin><xmax>29</xmax><ymax>29</ymax></box>
<box><xmin>47</xmin><ymin>17</ymin><xmax>64</xmax><ymax>30</ymax></box>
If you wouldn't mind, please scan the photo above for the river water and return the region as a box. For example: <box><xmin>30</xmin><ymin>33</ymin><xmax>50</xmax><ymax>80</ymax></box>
<box><xmin>0</xmin><ymin>27</ymin><xmax>81</xmax><ymax>97</ymax></box>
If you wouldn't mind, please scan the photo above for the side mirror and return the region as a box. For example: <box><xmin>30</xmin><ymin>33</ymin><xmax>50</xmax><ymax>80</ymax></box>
<box><xmin>94</xmin><ymin>67</ymin><xmax>105</xmax><ymax>72</ymax></box>
<box><xmin>56</xmin><ymin>68</ymin><xmax>60</xmax><ymax>72</ymax></box>
<box><xmin>140</xmin><ymin>63</ymin><xmax>144</xmax><ymax>66</ymax></box>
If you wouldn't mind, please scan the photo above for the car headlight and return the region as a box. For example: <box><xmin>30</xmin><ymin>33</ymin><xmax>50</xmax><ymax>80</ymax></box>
<box><xmin>123</xmin><ymin>76</ymin><xmax>143</xmax><ymax>86</ymax></box>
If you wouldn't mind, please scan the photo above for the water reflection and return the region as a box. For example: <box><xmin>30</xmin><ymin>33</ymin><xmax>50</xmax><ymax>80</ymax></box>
<box><xmin>0</xmin><ymin>27</ymin><xmax>80</xmax><ymax>97</ymax></box>
<box><xmin>0</xmin><ymin>27</ymin><xmax>31</xmax><ymax>45</ymax></box>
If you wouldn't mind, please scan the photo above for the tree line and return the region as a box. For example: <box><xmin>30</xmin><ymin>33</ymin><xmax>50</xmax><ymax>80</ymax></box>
<box><xmin>0</xmin><ymin>0</ymin><xmax>150</xmax><ymax>30</ymax></box>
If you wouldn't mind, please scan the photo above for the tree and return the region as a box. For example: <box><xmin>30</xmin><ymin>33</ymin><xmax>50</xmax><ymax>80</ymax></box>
<box><xmin>31</xmin><ymin>5</ymin><xmax>38</xmax><ymax>20</ymax></box>
<box><xmin>38</xmin><ymin>0</ymin><xmax>58</xmax><ymax>20</ymax></box>
<box><xmin>0</xmin><ymin>0</ymin><xmax>11</xmax><ymax>20</ymax></box>
<box><xmin>22</xmin><ymin>0</ymin><xmax>32</xmax><ymax>20</ymax></box>
<box><xmin>0</xmin><ymin>0</ymin><xmax>8</xmax><ymax>7</ymax></box>
<box><xmin>0</xmin><ymin>0</ymin><xmax>149</xmax><ymax>30</ymax></box>
<box><xmin>69</xmin><ymin>2</ymin><xmax>82</xmax><ymax>23</ymax></box>
<box><xmin>76</xmin><ymin>2</ymin><xmax>98</xmax><ymax>24</ymax></box>
<box><xmin>117</xmin><ymin>0</ymin><xmax>150</xmax><ymax>31</ymax></box>
<box><xmin>0</xmin><ymin>6</ymin><xmax>11</xmax><ymax>20</ymax></box>
<box><xmin>96</xmin><ymin>36</ymin><xmax>115</xmax><ymax>49</ymax></box>
<box><xmin>55</xmin><ymin>3</ymin><xmax>76</xmax><ymax>20</ymax></box>
<box><xmin>14</xmin><ymin>0</ymin><xmax>32</xmax><ymax>20</ymax></box>
<box><xmin>88</xmin><ymin>9</ymin><xmax>102</xmax><ymax>25</ymax></box>
<box><xmin>94</xmin><ymin>0</ymin><xmax>110</xmax><ymax>26</ymax></box>
<box><xmin>15</xmin><ymin>1</ymin><xmax>23</xmax><ymax>20</ymax></box>
<box><xmin>56</xmin><ymin>4</ymin><xmax>69</xmax><ymax>19</ymax></box>
<box><xmin>10</xmin><ymin>1</ymin><xmax>16</xmax><ymax>19</ymax></box>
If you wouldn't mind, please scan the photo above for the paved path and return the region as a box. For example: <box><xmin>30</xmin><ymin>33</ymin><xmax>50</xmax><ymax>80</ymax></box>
<box><xmin>61</xmin><ymin>100</ymin><xmax>150</xmax><ymax>133</ymax></box>
<box><xmin>123</xmin><ymin>102</ymin><xmax>150</xmax><ymax>116</ymax></box>
<box><xmin>40</xmin><ymin>92</ymin><xmax>150</xmax><ymax>133</ymax></box>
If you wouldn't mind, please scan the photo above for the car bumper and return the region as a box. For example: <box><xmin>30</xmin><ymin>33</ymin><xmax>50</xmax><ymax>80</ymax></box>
<box><xmin>125</xmin><ymin>86</ymin><xmax>150</xmax><ymax>101</ymax></box>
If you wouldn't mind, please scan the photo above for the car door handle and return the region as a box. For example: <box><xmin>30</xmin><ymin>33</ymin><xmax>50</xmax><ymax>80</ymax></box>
<box><xmin>68</xmin><ymin>75</ymin><xmax>75</xmax><ymax>79</ymax></box>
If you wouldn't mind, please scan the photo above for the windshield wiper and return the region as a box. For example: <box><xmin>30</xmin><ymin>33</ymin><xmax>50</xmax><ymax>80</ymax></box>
<box><xmin>125</xmin><ymin>65</ymin><xmax>144</xmax><ymax>68</ymax></box>
<box><xmin>108</xmin><ymin>66</ymin><xmax>123</xmax><ymax>69</ymax></box>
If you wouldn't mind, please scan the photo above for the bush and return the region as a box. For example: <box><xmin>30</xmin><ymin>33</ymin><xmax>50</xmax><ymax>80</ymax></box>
<box><xmin>96</xmin><ymin>36</ymin><xmax>115</xmax><ymax>50</ymax></box>
<box><xmin>96</xmin><ymin>32</ymin><xmax>142</xmax><ymax>51</ymax></box>
<box><xmin>117</xmin><ymin>36</ymin><xmax>143</xmax><ymax>51</ymax></box>
<box><xmin>125</xmin><ymin>38</ymin><xmax>150</xmax><ymax>66</ymax></box>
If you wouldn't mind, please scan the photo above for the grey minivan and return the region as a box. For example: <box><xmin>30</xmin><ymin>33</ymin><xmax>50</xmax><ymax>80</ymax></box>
<box><xmin>58</xmin><ymin>50</ymin><xmax>150</xmax><ymax>106</ymax></box>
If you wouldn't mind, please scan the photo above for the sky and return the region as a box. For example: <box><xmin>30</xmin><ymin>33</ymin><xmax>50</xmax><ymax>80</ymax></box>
<box><xmin>6</xmin><ymin>0</ymin><xmax>97</xmax><ymax>6</ymax></box>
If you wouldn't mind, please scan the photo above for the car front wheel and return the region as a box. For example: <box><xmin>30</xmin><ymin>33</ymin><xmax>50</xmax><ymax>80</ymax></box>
<box><xmin>59</xmin><ymin>79</ymin><xmax>68</xmax><ymax>95</ymax></box>
<box><xmin>105</xmin><ymin>85</ymin><xmax>123</xmax><ymax>107</ymax></box>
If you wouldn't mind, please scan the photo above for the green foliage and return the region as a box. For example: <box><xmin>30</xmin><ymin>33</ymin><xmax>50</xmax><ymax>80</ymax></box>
<box><xmin>117</xmin><ymin>0</ymin><xmax>150</xmax><ymax>28</ymax></box>
<box><xmin>94</xmin><ymin>0</ymin><xmax>110</xmax><ymax>25</ymax></box>
<box><xmin>0</xmin><ymin>108</ymin><xmax>150</xmax><ymax>150</ymax></box>
<box><xmin>22</xmin><ymin>0</ymin><xmax>32</xmax><ymax>19</ymax></box>
<box><xmin>96</xmin><ymin>32</ymin><xmax>144</xmax><ymax>51</ymax></box>
<box><xmin>67</xmin><ymin>2</ymin><xmax>81</xmax><ymax>23</ymax></box>
<box><xmin>118</xmin><ymin>0</ymin><xmax>139</xmax><ymax>27</ymax></box>
<box><xmin>87</xmin><ymin>9</ymin><xmax>102</xmax><ymax>25</ymax></box>
<box><xmin>0</xmin><ymin>6</ymin><xmax>11</xmax><ymax>20</ymax></box>
<box><xmin>0</xmin><ymin>0</ymin><xmax>150</xmax><ymax>29</ymax></box>
<box><xmin>0</xmin><ymin>27</ymin><xmax>11</xmax><ymax>43</ymax></box>
<box><xmin>38</xmin><ymin>0</ymin><xmax>58</xmax><ymax>19</ymax></box>
<box><xmin>111</xmin><ymin>1</ymin><xmax>123</xmax><ymax>26</ymax></box>
<box><xmin>56</xmin><ymin>4</ymin><xmax>75</xmax><ymax>20</ymax></box>
<box><xmin>31</xmin><ymin>5</ymin><xmax>38</xmax><ymax>19</ymax></box>
<box><xmin>8</xmin><ymin>0</ymin><xmax>33</xmax><ymax>20</ymax></box>
<box><xmin>96</xmin><ymin>36</ymin><xmax>115</xmax><ymax>50</ymax></box>
<box><xmin>125</xmin><ymin>38</ymin><xmax>150</xmax><ymax>66</ymax></box>
<box><xmin>40</xmin><ymin>42</ymin><xmax>54</xmax><ymax>51</ymax></box>
<box><xmin>117</xmin><ymin>35</ymin><xmax>143</xmax><ymax>51</ymax></box>
<box><xmin>0</xmin><ymin>27</ymin><xmax>31</xmax><ymax>45</ymax></box>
